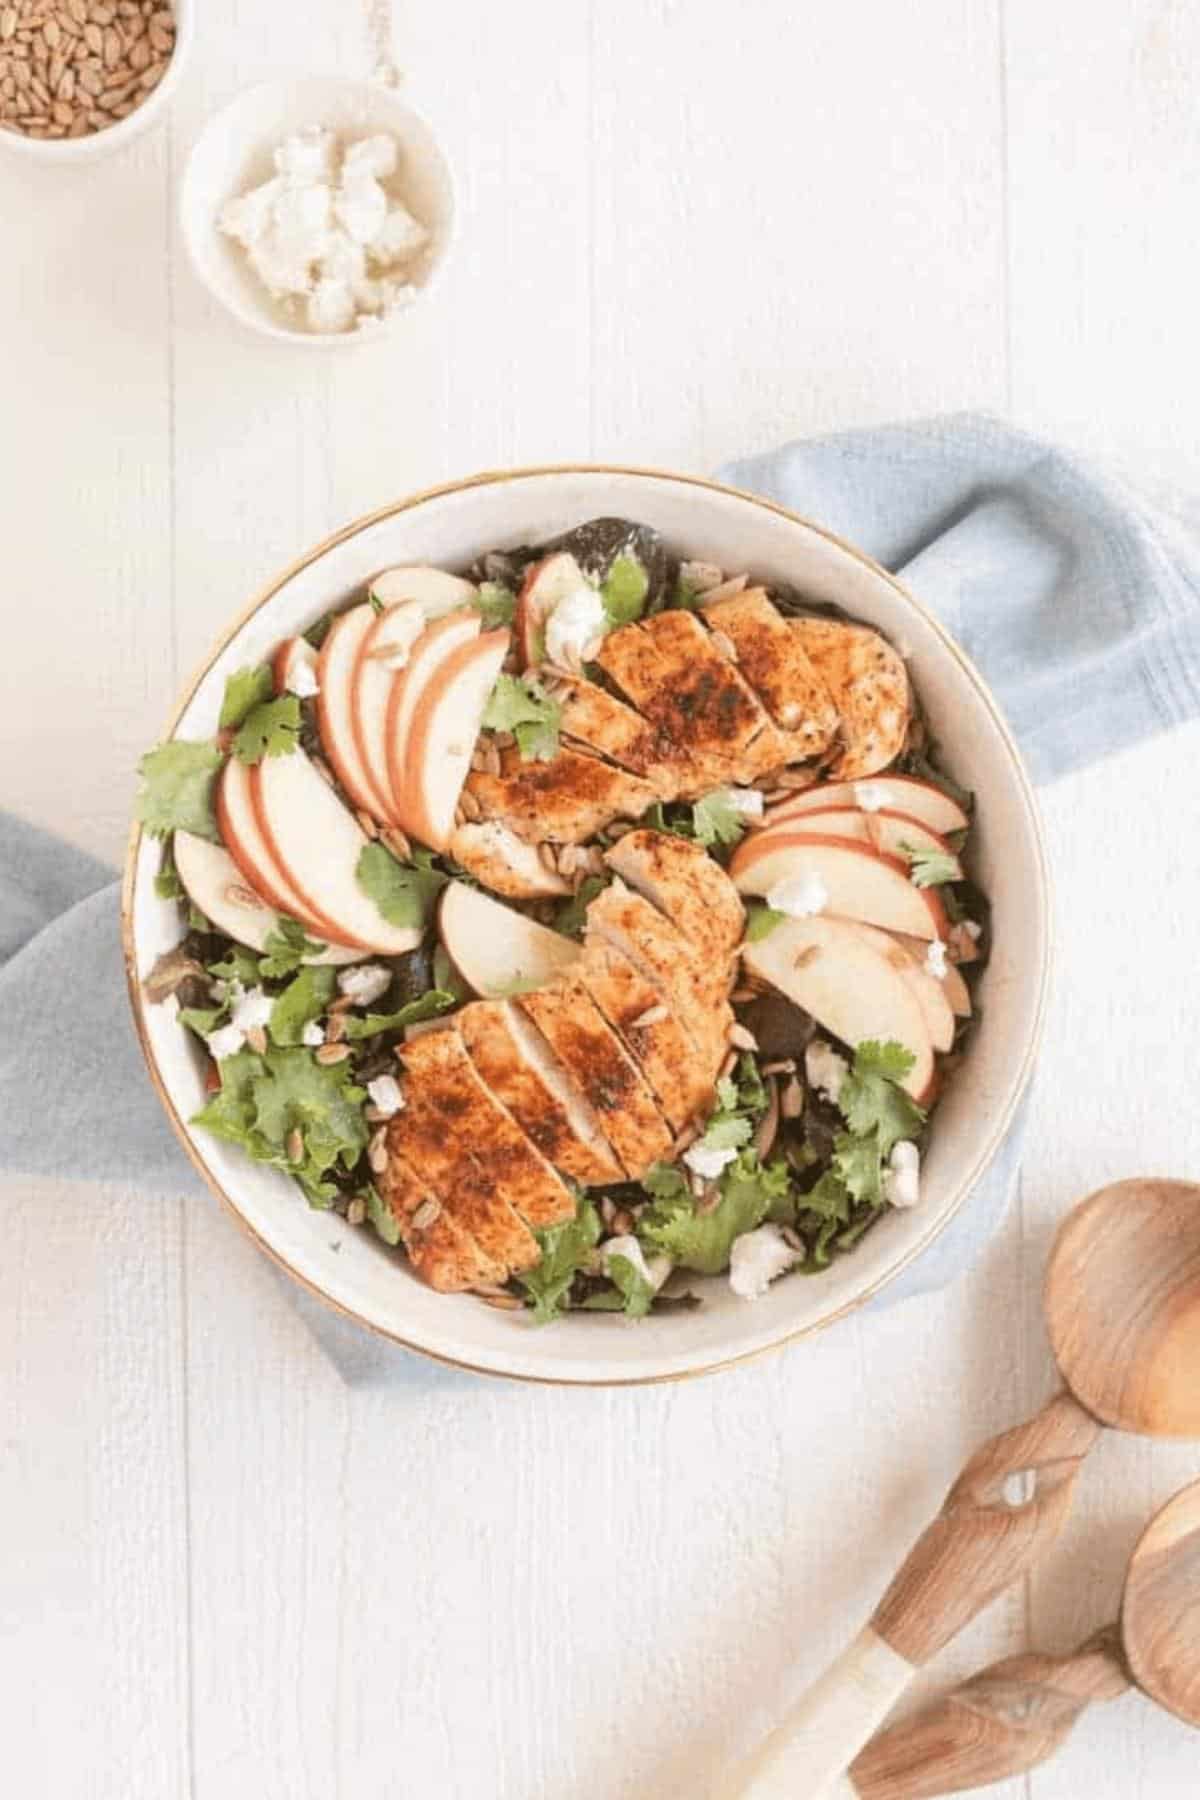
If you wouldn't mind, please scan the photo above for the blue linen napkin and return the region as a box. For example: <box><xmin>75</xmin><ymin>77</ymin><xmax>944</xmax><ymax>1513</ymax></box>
<box><xmin>5</xmin><ymin>413</ymin><xmax>1199</xmax><ymax>1382</ymax></box>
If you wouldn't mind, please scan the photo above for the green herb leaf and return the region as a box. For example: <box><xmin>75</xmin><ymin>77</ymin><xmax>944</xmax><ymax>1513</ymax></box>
<box><xmin>232</xmin><ymin>695</ymin><xmax>302</xmax><ymax>764</ymax></box>
<box><xmin>258</xmin><ymin>917</ymin><xmax>328</xmax><ymax>980</ymax></box>
<box><xmin>671</xmin><ymin>575</ymin><xmax>704</xmax><ymax>611</ymax></box>
<box><xmin>801</xmin><ymin>1169</ymin><xmax>854</xmax><ymax>1225</ymax></box>
<box><xmin>517</xmin><ymin>1197</ymin><xmax>601</xmax><ymax>1324</ymax></box>
<box><xmin>638</xmin><ymin>1150</ymin><xmax>790</xmax><ymax>1275</ymax></box>
<box><xmin>154</xmin><ymin>843</ymin><xmax>185</xmax><ymax>900</ymax></box>
<box><xmin>552</xmin><ymin>874</ymin><xmax>607</xmax><ymax>940</ymax></box>
<box><xmin>241</xmin><ymin>1045</ymin><xmax>370</xmax><ymax>1202</ymax></box>
<box><xmin>641</xmin><ymin>801</ymin><xmax>696</xmax><ymax>841</ymax></box>
<box><xmin>219</xmin><ymin>664</ymin><xmax>275</xmax><ymax>730</ymax></box>
<box><xmin>342</xmin><ymin>990</ymin><xmax>455</xmax><ymax>1040</ymax></box>
<box><xmin>356</xmin><ymin>841</ymin><xmax>448</xmax><ymax>930</ymax></box>
<box><xmin>745</xmin><ymin>903</ymin><xmax>786</xmax><ymax>942</ymax></box>
<box><xmin>269</xmin><ymin>965</ymin><xmax>336</xmax><ymax>1047</ymax></box>
<box><xmin>605</xmin><ymin>1252</ymin><xmax>655</xmax><ymax>1319</ymax></box>
<box><xmin>187</xmin><ymin>902</ymin><xmax>211</xmax><ymax>933</ymax></box>
<box><xmin>838</xmin><ymin>1040</ymin><xmax>925</xmax><ymax>1157</ymax></box>
<box><xmin>304</xmin><ymin>612</ymin><xmax>334</xmax><ymax>651</ymax></box>
<box><xmin>640</xmin><ymin>1161</ymin><xmax>691</xmax><ymax>1203</ymax></box>
<box><xmin>364</xmin><ymin>1182</ymin><xmax>401</xmax><ymax>1246</ymax></box>
<box><xmin>601</xmin><ymin>554</ymin><xmax>649</xmax><ymax>625</ymax></box>
<box><xmin>136</xmin><ymin>740</ymin><xmax>223</xmax><ymax>841</ymax></box>
<box><xmin>482</xmin><ymin>673</ymin><xmax>562</xmax><ymax>762</ymax></box>
<box><xmin>691</xmin><ymin>787</ymin><xmax>746</xmax><ymax>849</ymax></box>
<box><xmin>177</xmin><ymin>1005</ymin><xmax>227</xmax><ymax>1040</ymax></box>
<box><xmin>209</xmin><ymin>945</ymin><xmax>265</xmax><ymax>989</ymax></box>
<box><xmin>432</xmin><ymin>942</ymin><xmax>471</xmax><ymax>1002</ymax></box>
<box><xmin>477</xmin><ymin>581</ymin><xmax>516</xmax><ymax>628</ymax></box>
<box><xmin>831</xmin><ymin>1131</ymin><xmax>885</xmax><ymax>1208</ymax></box>
<box><xmin>697</xmin><ymin>1111</ymin><xmax>753</xmax><ymax>1153</ymax></box>
<box><xmin>900</xmin><ymin>841</ymin><xmax>960</xmax><ymax>889</ymax></box>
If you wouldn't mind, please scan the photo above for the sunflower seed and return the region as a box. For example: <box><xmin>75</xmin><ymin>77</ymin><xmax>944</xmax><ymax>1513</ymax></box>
<box><xmin>728</xmin><ymin>1022</ymin><xmax>758</xmax><ymax>1051</ymax></box>
<box><xmin>630</xmin><ymin>1003</ymin><xmax>668</xmax><ymax>1029</ymax></box>
<box><xmin>480</xmin><ymin>1293</ymin><xmax>523</xmax><ymax>1311</ymax></box>
<box><xmin>367</xmin><ymin>1129</ymin><xmax>390</xmax><ymax>1174</ymax></box>
<box><xmin>780</xmin><ymin>1076</ymin><xmax>805</xmax><ymax>1119</ymax></box>
<box><xmin>770</xmin><ymin>767</ymin><xmax>822</xmax><ymax>791</ymax></box>
<box><xmin>538</xmin><ymin>842</ymin><xmax>559</xmax><ymax>873</ymax></box>
<box><xmin>457</xmin><ymin>787</ymin><xmax>481</xmax><ymax>822</ymax></box>
<box><xmin>324</xmin><ymin>1012</ymin><xmax>347</xmax><ymax>1044</ymax></box>
<box><xmin>316</xmin><ymin>1041</ymin><xmax>351</xmax><ymax>1066</ymax></box>
<box><xmin>761</xmin><ymin>1058</ymin><xmax>796</xmax><ymax>1075</ymax></box>
<box><xmin>346</xmin><ymin>1196</ymin><xmax>367</xmax><ymax>1227</ymax></box>
<box><xmin>244</xmin><ymin>1025</ymin><xmax>268</xmax><ymax>1056</ymax></box>
<box><xmin>709</xmin><ymin>629</ymin><xmax>738</xmax><ymax>662</ymax></box>
<box><xmin>412</xmin><ymin>1197</ymin><xmax>441</xmax><ymax>1231</ymax></box>
<box><xmin>286</xmin><ymin>1127</ymin><xmax>304</xmax><ymax>1163</ymax></box>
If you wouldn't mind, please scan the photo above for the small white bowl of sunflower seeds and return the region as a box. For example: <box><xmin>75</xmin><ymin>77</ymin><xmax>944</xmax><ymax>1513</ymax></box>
<box><xmin>0</xmin><ymin>0</ymin><xmax>190</xmax><ymax>160</ymax></box>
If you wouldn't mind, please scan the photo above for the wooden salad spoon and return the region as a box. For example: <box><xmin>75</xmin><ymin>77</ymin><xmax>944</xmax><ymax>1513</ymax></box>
<box><xmin>720</xmin><ymin>1177</ymin><xmax>1200</xmax><ymax>1798</ymax></box>
<box><xmin>841</xmin><ymin>1475</ymin><xmax>1200</xmax><ymax>1796</ymax></box>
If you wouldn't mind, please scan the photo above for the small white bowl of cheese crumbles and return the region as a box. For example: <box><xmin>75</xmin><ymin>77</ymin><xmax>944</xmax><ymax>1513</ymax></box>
<box><xmin>180</xmin><ymin>75</ymin><xmax>455</xmax><ymax>344</ymax></box>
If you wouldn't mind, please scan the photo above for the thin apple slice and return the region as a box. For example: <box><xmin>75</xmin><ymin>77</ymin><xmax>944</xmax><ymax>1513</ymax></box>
<box><xmin>448</xmin><ymin>822</ymin><xmax>570</xmax><ymax>899</ymax></box>
<box><xmin>401</xmin><ymin>629</ymin><xmax>510</xmax><ymax>851</ymax></box>
<box><xmin>891</xmin><ymin>932</ymin><xmax>973</xmax><ymax>1017</ymax></box>
<box><xmin>173</xmin><ymin>831</ymin><xmax>360</xmax><ymax>964</ymax></box>
<box><xmin>251</xmin><ymin>747</ymin><xmax>423</xmax><ymax>954</ymax></box>
<box><xmin>757</xmin><ymin>806</ymin><xmax>963</xmax><ymax>880</ymax></box>
<box><xmin>759</xmin><ymin>774</ymin><xmax>969</xmax><ymax>836</ymax></box>
<box><xmin>368</xmin><ymin>565</ymin><xmax>477</xmax><ymax>614</ymax></box>
<box><xmin>351</xmin><ymin>599</ymin><xmax>427</xmax><ymax>821</ymax></box>
<box><xmin>385</xmin><ymin>608</ymin><xmax>482</xmax><ymax>823</ymax></box>
<box><xmin>847</xmin><ymin>920</ymin><xmax>956</xmax><ymax>1052</ymax></box>
<box><xmin>730</xmin><ymin>831</ymin><xmax>947</xmax><ymax>940</ymax></box>
<box><xmin>438</xmin><ymin>880</ymin><xmax>581</xmax><ymax>998</ymax></box>
<box><xmin>272</xmin><ymin>636</ymin><xmax>319</xmax><ymax>698</ymax></box>
<box><xmin>216</xmin><ymin>757</ymin><xmax>335</xmax><ymax>936</ymax></box>
<box><xmin>315</xmin><ymin>605</ymin><xmax>384</xmax><ymax>817</ymax></box>
<box><xmin>515</xmin><ymin>551</ymin><xmax>586</xmax><ymax>666</ymax></box>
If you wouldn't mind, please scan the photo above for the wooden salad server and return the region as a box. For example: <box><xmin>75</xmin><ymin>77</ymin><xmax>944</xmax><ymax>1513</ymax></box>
<box><xmin>840</xmin><ymin>1476</ymin><xmax>1200</xmax><ymax>1797</ymax></box>
<box><xmin>720</xmin><ymin>1178</ymin><xmax>1200</xmax><ymax>1798</ymax></box>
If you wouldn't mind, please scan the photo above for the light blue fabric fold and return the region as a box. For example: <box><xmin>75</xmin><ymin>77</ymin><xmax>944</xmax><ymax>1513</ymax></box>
<box><xmin>5</xmin><ymin>413</ymin><xmax>1199</xmax><ymax>1381</ymax></box>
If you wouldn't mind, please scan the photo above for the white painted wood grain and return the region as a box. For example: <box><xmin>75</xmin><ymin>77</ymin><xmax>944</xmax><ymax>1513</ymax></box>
<box><xmin>3</xmin><ymin>0</ymin><xmax>1200</xmax><ymax>1794</ymax></box>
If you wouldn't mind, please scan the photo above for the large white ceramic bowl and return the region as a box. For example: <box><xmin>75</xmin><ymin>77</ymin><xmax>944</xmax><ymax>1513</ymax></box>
<box><xmin>123</xmin><ymin>467</ymin><xmax>1050</xmax><ymax>1385</ymax></box>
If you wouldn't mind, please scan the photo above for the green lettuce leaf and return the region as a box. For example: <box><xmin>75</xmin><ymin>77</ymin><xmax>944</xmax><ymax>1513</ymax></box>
<box><xmin>605</xmin><ymin>1253</ymin><xmax>655</xmax><ymax>1318</ymax></box>
<box><xmin>900</xmin><ymin>842</ymin><xmax>960</xmax><ymax>889</ymax></box>
<box><xmin>208</xmin><ymin>945</ymin><xmax>263</xmax><ymax>989</ymax></box>
<box><xmin>482</xmin><ymin>673</ymin><xmax>562</xmax><ymax>762</ymax></box>
<box><xmin>476</xmin><ymin>581</ymin><xmax>516</xmax><ymax>627</ymax></box>
<box><xmin>269</xmin><ymin>965</ymin><xmax>336</xmax><ymax>1046</ymax></box>
<box><xmin>342</xmin><ymin>990</ymin><xmax>455</xmax><ymax>1040</ymax></box>
<box><xmin>356</xmin><ymin>842</ymin><xmax>448</xmax><ymax>930</ymax></box>
<box><xmin>517</xmin><ymin>1197</ymin><xmax>601</xmax><ymax>1324</ymax></box>
<box><xmin>638</xmin><ymin>1150</ymin><xmax>790</xmax><ymax>1275</ymax></box>
<box><xmin>219</xmin><ymin>664</ymin><xmax>275</xmax><ymax>730</ymax></box>
<box><xmin>601</xmin><ymin>554</ymin><xmax>649</xmax><ymax>625</ymax></box>
<box><xmin>745</xmin><ymin>903</ymin><xmax>786</xmax><ymax>942</ymax></box>
<box><xmin>136</xmin><ymin>740</ymin><xmax>223</xmax><ymax>841</ymax></box>
<box><xmin>258</xmin><ymin>917</ymin><xmax>328</xmax><ymax>980</ymax></box>
<box><xmin>552</xmin><ymin>874</ymin><xmax>607</xmax><ymax>940</ymax></box>
<box><xmin>364</xmin><ymin>1182</ymin><xmax>401</xmax><ymax>1246</ymax></box>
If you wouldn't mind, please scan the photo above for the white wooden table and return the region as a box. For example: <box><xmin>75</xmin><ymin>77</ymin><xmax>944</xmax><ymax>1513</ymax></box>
<box><xmin>4</xmin><ymin>2</ymin><xmax>1199</xmax><ymax>1794</ymax></box>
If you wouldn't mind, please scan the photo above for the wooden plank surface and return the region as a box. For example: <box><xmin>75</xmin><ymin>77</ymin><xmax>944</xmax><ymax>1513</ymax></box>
<box><xmin>2</xmin><ymin>0</ymin><xmax>1199</xmax><ymax>1794</ymax></box>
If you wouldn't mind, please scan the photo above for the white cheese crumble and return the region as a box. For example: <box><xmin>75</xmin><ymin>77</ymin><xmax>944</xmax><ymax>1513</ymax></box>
<box><xmin>366</xmin><ymin>1074</ymin><xmax>405</xmax><ymax>1118</ymax></box>
<box><xmin>964</xmin><ymin>920</ymin><xmax>982</xmax><ymax>940</ymax></box>
<box><xmin>230</xmin><ymin>985</ymin><xmax>273</xmax><ymax>1033</ymax></box>
<box><xmin>219</xmin><ymin>128</ymin><xmax>430</xmax><ymax>336</ymax></box>
<box><xmin>601</xmin><ymin>1236</ymin><xmax>669</xmax><ymax>1293</ymax></box>
<box><xmin>682</xmin><ymin>1143</ymin><xmax>740</xmax><ymax>1181</ymax></box>
<box><xmin>765</xmin><ymin>870</ymin><xmax>829</xmax><ymax>918</ymax></box>
<box><xmin>337</xmin><ymin>963</ymin><xmax>392</xmax><ymax>1006</ymax></box>
<box><xmin>729</xmin><ymin>1225</ymin><xmax>801</xmax><ymax>1299</ymax></box>
<box><xmin>853</xmin><ymin>781</ymin><xmax>889</xmax><ymax>812</ymax></box>
<box><xmin>805</xmin><ymin>1039</ymin><xmax>849</xmax><ymax>1104</ymax></box>
<box><xmin>286</xmin><ymin>656</ymin><xmax>320</xmax><ymax>698</ymax></box>
<box><xmin>727</xmin><ymin>787</ymin><xmax>764</xmax><ymax>819</ymax></box>
<box><xmin>925</xmin><ymin>938</ymin><xmax>948</xmax><ymax>979</ymax></box>
<box><xmin>884</xmin><ymin>1140</ymin><xmax>921</xmax><ymax>1209</ymax></box>
<box><xmin>207</xmin><ymin>1022</ymin><xmax>246</xmax><ymax>1060</ymax></box>
<box><xmin>301</xmin><ymin>1020</ymin><xmax>325</xmax><ymax>1048</ymax></box>
<box><xmin>544</xmin><ymin>584</ymin><xmax>608</xmax><ymax>671</ymax></box>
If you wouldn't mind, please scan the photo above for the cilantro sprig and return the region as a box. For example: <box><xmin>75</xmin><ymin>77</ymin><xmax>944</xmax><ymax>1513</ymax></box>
<box><xmin>232</xmin><ymin>695</ymin><xmax>302</xmax><ymax>764</ymax></box>
<box><xmin>691</xmin><ymin>787</ymin><xmax>746</xmax><ymax>850</ymax></box>
<box><xmin>796</xmin><ymin>1041</ymin><xmax>927</xmax><ymax>1257</ymax></box>
<box><xmin>136</xmin><ymin>740</ymin><xmax>223</xmax><ymax>841</ymax></box>
<box><xmin>900</xmin><ymin>842</ymin><xmax>959</xmax><ymax>889</ymax></box>
<box><xmin>356</xmin><ymin>842</ymin><xmax>448</xmax><ymax>930</ymax></box>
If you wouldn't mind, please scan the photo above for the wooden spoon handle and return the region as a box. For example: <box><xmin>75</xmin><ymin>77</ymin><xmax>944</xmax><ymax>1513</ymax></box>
<box><xmin>871</xmin><ymin>1387</ymin><xmax>1102</xmax><ymax>1664</ymax></box>
<box><xmin>845</xmin><ymin>1627</ymin><xmax>1131</xmax><ymax>1798</ymax></box>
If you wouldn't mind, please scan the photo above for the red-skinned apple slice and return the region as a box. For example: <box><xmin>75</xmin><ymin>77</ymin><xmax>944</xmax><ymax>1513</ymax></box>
<box><xmin>759</xmin><ymin>775</ymin><xmax>969</xmax><ymax>837</ymax></box>
<box><xmin>847</xmin><ymin>920</ymin><xmax>956</xmax><ymax>1052</ymax></box>
<box><xmin>757</xmin><ymin>805</ymin><xmax>963</xmax><ymax>879</ymax></box>
<box><xmin>515</xmin><ymin>551</ymin><xmax>586</xmax><ymax>667</ymax></box>
<box><xmin>742</xmin><ymin>914</ymin><xmax>934</xmax><ymax>1100</ymax></box>
<box><xmin>350</xmin><ymin>599</ymin><xmax>426</xmax><ymax>820</ymax></box>
<box><xmin>384</xmin><ymin>608</ymin><xmax>482</xmax><ymax>825</ymax></box>
<box><xmin>438</xmin><ymin>880</ymin><xmax>582</xmax><ymax>997</ymax></box>
<box><xmin>272</xmin><ymin>636</ymin><xmax>319</xmax><ymax>698</ymax></box>
<box><xmin>730</xmin><ymin>831</ymin><xmax>948</xmax><ymax>939</ymax></box>
<box><xmin>173</xmin><ymin>831</ymin><xmax>360</xmax><ymax>964</ymax></box>
<box><xmin>401</xmin><ymin>629</ymin><xmax>510</xmax><ymax>850</ymax></box>
<box><xmin>891</xmin><ymin>932</ymin><xmax>973</xmax><ymax>1016</ymax></box>
<box><xmin>368</xmin><ymin>565</ymin><xmax>477</xmax><ymax>614</ymax></box>
<box><xmin>250</xmin><ymin>747</ymin><xmax>423</xmax><ymax>954</ymax></box>
<box><xmin>315</xmin><ymin>605</ymin><xmax>384</xmax><ymax>817</ymax></box>
<box><xmin>216</xmin><ymin>758</ymin><xmax>338</xmax><ymax>937</ymax></box>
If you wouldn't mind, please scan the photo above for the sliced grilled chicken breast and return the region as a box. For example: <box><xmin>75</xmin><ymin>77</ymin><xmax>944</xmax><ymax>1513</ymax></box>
<box><xmin>448</xmin><ymin>821</ymin><xmax>570</xmax><ymax>899</ymax></box>
<box><xmin>458</xmin><ymin>1000</ymin><xmax>624</xmax><ymax>1186</ymax></box>
<box><xmin>585</xmin><ymin>880</ymin><xmax>732</xmax><ymax>1061</ymax></box>
<box><xmin>463</xmin><ymin>743</ymin><xmax>661</xmax><ymax>845</ymax></box>
<box><xmin>576</xmin><ymin>941</ymin><xmax>713</xmax><ymax>1131</ymax></box>
<box><xmin>547</xmin><ymin>672</ymin><xmax>678</xmax><ymax>789</ymax></box>
<box><xmin>702</xmin><ymin>588</ymin><xmax>840</xmax><ymax>760</ymax></box>
<box><xmin>604</xmin><ymin>828</ymin><xmax>744</xmax><ymax>960</ymax></box>
<box><xmin>789</xmin><ymin>617</ymin><xmax>910</xmax><ymax>779</ymax></box>
<box><xmin>378</xmin><ymin>1154</ymin><xmax>501</xmax><ymax>1292</ymax></box>
<box><xmin>516</xmin><ymin>980</ymin><xmax>674</xmax><ymax>1177</ymax></box>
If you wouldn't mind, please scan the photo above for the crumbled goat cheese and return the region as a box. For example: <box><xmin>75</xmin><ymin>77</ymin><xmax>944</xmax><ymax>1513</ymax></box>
<box><xmin>371</xmin><ymin>204</ymin><xmax>429</xmax><ymax>265</ymax></box>
<box><xmin>274</xmin><ymin>125</ymin><xmax>337</xmax><ymax>185</ymax></box>
<box><xmin>342</xmin><ymin>134</ymin><xmax>398</xmax><ymax>182</ymax></box>
<box><xmin>729</xmin><ymin>1225</ymin><xmax>801</xmax><ymax>1299</ymax></box>
<box><xmin>230</xmin><ymin>986</ymin><xmax>273</xmax><ymax>1033</ymax></box>
<box><xmin>727</xmin><ymin>788</ymin><xmax>764</xmax><ymax>819</ymax></box>
<box><xmin>287</xmin><ymin>658</ymin><xmax>320</xmax><ymax>699</ymax></box>
<box><xmin>337</xmin><ymin>963</ymin><xmax>392</xmax><ymax>1006</ymax></box>
<box><xmin>545</xmin><ymin>584</ymin><xmax>608</xmax><ymax>671</ymax></box>
<box><xmin>307</xmin><ymin>277</ymin><xmax>357</xmax><ymax>334</ymax></box>
<box><xmin>301</xmin><ymin>1020</ymin><xmax>326</xmax><ymax>1048</ymax></box>
<box><xmin>334</xmin><ymin>170</ymin><xmax>388</xmax><ymax>247</ymax></box>
<box><xmin>805</xmin><ymin>1039</ymin><xmax>849</xmax><ymax>1104</ymax></box>
<box><xmin>884</xmin><ymin>1140</ymin><xmax>921</xmax><ymax>1209</ymax></box>
<box><xmin>765</xmin><ymin>870</ymin><xmax>829</xmax><ymax>918</ymax></box>
<box><xmin>683</xmin><ymin>1142</ymin><xmax>740</xmax><ymax>1181</ymax></box>
<box><xmin>925</xmin><ymin>938</ymin><xmax>948</xmax><ymax>979</ymax></box>
<box><xmin>854</xmin><ymin>781</ymin><xmax>889</xmax><ymax>812</ymax></box>
<box><xmin>601</xmin><ymin>1236</ymin><xmax>667</xmax><ymax>1292</ymax></box>
<box><xmin>366</xmin><ymin>1074</ymin><xmax>405</xmax><ymax>1118</ymax></box>
<box><xmin>207</xmin><ymin>1022</ymin><xmax>247</xmax><ymax>1061</ymax></box>
<box><xmin>964</xmin><ymin>920</ymin><xmax>982</xmax><ymax>940</ymax></box>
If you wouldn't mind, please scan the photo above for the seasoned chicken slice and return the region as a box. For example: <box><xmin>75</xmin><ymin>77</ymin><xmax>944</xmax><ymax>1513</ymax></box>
<box><xmin>604</xmin><ymin>828</ymin><xmax>745</xmax><ymax>960</ymax></box>
<box><xmin>377</xmin><ymin>1153</ymin><xmax>502</xmax><ymax>1292</ymax></box>
<box><xmin>464</xmin><ymin>743</ymin><xmax>661</xmax><ymax>845</ymax></box>
<box><xmin>790</xmin><ymin>617</ymin><xmax>910</xmax><ymax>779</ymax></box>
<box><xmin>702</xmin><ymin>588</ymin><xmax>840</xmax><ymax>761</ymax></box>
<box><xmin>449</xmin><ymin>822</ymin><xmax>569</xmax><ymax>899</ymax></box>
<box><xmin>516</xmin><ymin>980</ymin><xmax>673</xmax><ymax>1178</ymax></box>
<box><xmin>585</xmin><ymin>880</ymin><xmax>732</xmax><ymax>1063</ymax></box>
<box><xmin>458</xmin><ymin>999</ymin><xmax>624</xmax><ymax>1186</ymax></box>
<box><xmin>545</xmin><ymin>672</ymin><xmax>678</xmax><ymax>791</ymax></box>
<box><xmin>576</xmin><ymin>941</ymin><xmax>713</xmax><ymax>1132</ymax></box>
<box><xmin>388</xmin><ymin>1030</ymin><xmax>566</xmax><ymax>1275</ymax></box>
